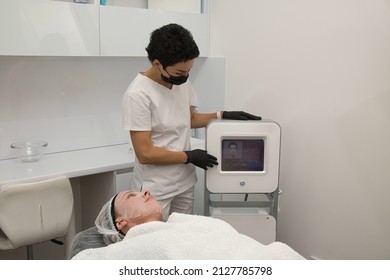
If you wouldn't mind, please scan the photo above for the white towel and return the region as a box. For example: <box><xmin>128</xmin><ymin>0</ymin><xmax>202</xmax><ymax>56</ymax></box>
<box><xmin>72</xmin><ymin>213</ymin><xmax>305</xmax><ymax>260</ymax></box>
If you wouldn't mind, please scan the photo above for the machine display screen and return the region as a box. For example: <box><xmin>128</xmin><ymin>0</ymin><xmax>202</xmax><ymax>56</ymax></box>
<box><xmin>221</xmin><ymin>139</ymin><xmax>265</xmax><ymax>172</ymax></box>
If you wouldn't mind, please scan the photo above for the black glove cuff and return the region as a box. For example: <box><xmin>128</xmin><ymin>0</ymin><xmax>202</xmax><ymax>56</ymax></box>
<box><xmin>184</xmin><ymin>151</ymin><xmax>190</xmax><ymax>164</ymax></box>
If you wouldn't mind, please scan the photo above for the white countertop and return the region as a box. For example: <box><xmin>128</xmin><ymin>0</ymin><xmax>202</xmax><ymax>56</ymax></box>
<box><xmin>0</xmin><ymin>138</ymin><xmax>205</xmax><ymax>185</ymax></box>
<box><xmin>0</xmin><ymin>144</ymin><xmax>134</xmax><ymax>185</ymax></box>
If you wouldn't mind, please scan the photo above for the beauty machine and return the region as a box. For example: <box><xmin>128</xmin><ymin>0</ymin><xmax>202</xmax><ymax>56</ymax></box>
<box><xmin>205</xmin><ymin>120</ymin><xmax>281</xmax><ymax>244</ymax></box>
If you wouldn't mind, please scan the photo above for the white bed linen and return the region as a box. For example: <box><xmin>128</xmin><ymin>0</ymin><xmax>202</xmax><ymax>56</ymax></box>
<box><xmin>72</xmin><ymin>213</ymin><xmax>305</xmax><ymax>260</ymax></box>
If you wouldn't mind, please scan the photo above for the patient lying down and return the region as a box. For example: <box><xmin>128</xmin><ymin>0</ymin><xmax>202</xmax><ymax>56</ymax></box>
<box><xmin>94</xmin><ymin>189</ymin><xmax>162</xmax><ymax>245</ymax></box>
<box><xmin>72</xmin><ymin>190</ymin><xmax>305</xmax><ymax>260</ymax></box>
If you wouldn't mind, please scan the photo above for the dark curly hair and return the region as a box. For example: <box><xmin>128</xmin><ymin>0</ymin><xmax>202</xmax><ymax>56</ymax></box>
<box><xmin>146</xmin><ymin>23</ymin><xmax>200</xmax><ymax>67</ymax></box>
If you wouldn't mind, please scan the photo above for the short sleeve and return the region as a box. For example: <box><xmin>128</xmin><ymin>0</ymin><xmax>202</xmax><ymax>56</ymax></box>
<box><xmin>123</xmin><ymin>89</ymin><xmax>152</xmax><ymax>131</ymax></box>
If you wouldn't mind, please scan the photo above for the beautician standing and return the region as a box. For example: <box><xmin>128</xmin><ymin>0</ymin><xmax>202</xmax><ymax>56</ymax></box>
<box><xmin>123</xmin><ymin>23</ymin><xmax>261</xmax><ymax>220</ymax></box>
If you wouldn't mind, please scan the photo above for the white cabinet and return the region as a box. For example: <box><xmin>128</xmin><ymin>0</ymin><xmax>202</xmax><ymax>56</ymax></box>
<box><xmin>99</xmin><ymin>5</ymin><xmax>209</xmax><ymax>57</ymax></box>
<box><xmin>0</xmin><ymin>0</ymin><xmax>99</xmax><ymax>56</ymax></box>
<box><xmin>0</xmin><ymin>0</ymin><xmax>208</xmax><ymax>57</ymax></box>
<box><xmin>148</xmin><ymin>0</ymin><xmax>201</xmax><ymax>14</ymax></box>
<box><xmin>115</xmin><ymin>168</ymin><xmax>134</xmax><ymax>193</ymax></box>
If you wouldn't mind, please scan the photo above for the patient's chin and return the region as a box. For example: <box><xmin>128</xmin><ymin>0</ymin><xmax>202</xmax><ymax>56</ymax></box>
<box><xmin>139</xmin><ymin>207</ymin><xmax>163</xmax><ymax>223</ymax></box>
<box><xmin>151</xmin><ymin>210</ymin><xmax>163</xmax><ymax>222</ymax></box>
<box><xmin>150</xmin><ymin>209</ymin><xmax>163</xmax><ymax>222</ymax></box>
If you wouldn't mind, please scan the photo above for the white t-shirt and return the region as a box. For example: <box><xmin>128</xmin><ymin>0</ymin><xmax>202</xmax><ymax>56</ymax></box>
<box><xmin>123</xmin><ymin>73</ymin><xmax>197</xmax><ymax>199</ymax></box>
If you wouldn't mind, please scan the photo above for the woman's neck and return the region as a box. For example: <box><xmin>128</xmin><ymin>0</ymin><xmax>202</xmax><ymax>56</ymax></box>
<box><xmin>144</xmin><ymin>66</ymin><xmax>172</xmax><ymax>89</ymax></box>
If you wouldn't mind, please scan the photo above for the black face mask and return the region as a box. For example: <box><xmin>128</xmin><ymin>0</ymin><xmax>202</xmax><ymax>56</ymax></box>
<box><xmin>160</xmin><ymin>67</ymin><xmax>189</xmax><ymax>85</ymax></box>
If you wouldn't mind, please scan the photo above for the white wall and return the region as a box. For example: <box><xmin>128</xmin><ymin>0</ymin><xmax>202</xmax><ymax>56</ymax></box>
<box><xmin>209</xmin><ymin>0</ymin><xmax>390</xmax><ymax>259</ymax></box>
<box><xmin>0</xmin><ymin>57</ymin><xmax>224</xmax><ymax>160</ymax></box>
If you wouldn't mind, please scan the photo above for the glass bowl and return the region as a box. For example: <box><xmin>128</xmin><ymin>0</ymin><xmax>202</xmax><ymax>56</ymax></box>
<box><xmin>10</xmin><ymin>141</ymin><xmax>48</xmax><ymax>162</ymax></box>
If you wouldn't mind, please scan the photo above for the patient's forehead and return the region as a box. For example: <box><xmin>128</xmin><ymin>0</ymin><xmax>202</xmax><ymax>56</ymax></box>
<box><xmin>115</xmin><ymin>191</ymin><xmax>134</xmax><ymax>211</ymax></box>
<box><xmin>115</xmin><ymin>190</ymin><xmax>147</xmax><ymax>210</ymax></box>
<box><xmin>117</xmin><ymin>190</ymin><xmax>138</xmax><ymax>200</ymax></box>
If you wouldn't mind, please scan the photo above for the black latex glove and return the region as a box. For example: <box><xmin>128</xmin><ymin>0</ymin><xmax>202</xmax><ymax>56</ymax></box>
<box><xmin>222</xmin><ymin>111</ymin><xmax>262</xmax><ymax>120</ymax></box>
<box><xmin>184</xmin><ymin>149</ymin><xmax>218</xmax><ymax>170</ymax></box>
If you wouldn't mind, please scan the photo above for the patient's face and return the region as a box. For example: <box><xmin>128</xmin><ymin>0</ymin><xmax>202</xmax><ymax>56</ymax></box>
<box><xmin>115</xmin><ymin>190</ymin><xmax>162</xmax><ymax>223</ymax></box>
<box><xmin>229</xmin><ymin>143</ymin><xmax>237</xmax><ymax>158</ymax></box>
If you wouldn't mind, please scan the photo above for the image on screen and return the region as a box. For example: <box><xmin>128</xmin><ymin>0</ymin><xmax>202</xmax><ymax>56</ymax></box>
<box><xmin>221</xmin><ymin>139</ymin><xmax>264</xmax><ymax>172</ymax></box>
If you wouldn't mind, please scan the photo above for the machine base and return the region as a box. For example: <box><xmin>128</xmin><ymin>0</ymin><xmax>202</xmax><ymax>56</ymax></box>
<box><xmin>210</xmin><ymin>207</ymin><xmax>276</xmax><ymax>245</ymax></box>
